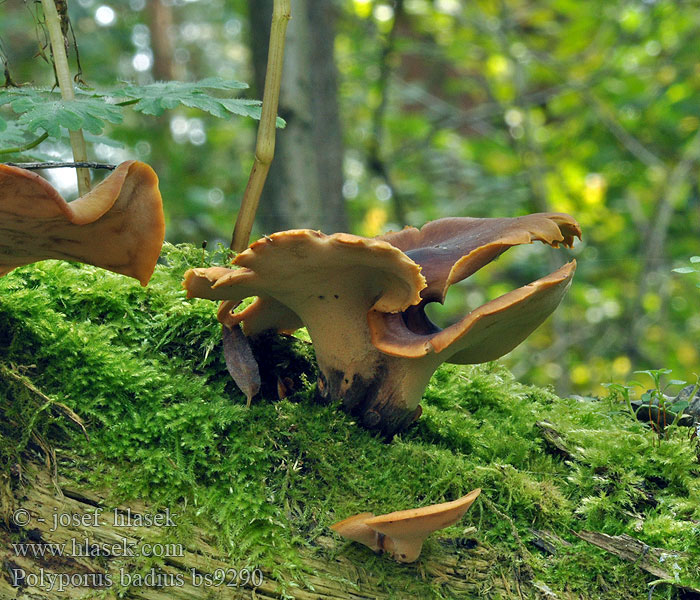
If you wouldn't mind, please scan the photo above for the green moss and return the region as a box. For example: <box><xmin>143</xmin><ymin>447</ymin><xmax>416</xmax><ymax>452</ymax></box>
<box><xmin>1</xmin><ymin>246</ymin><xmax>699</xmax><ymax>598</ymax></box>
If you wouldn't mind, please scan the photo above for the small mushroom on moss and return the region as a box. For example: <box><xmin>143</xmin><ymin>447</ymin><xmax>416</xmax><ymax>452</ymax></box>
<box><xmin>331</xmin><ymin>488</ymin><xmax>481</xmax><ymax>563</ymax></box>
<box><xmin>183</xmin><ymin>213</ymin><xmax>581</xmax><ymax>435</ymax></box>
<box><xmin>0</xmin><ymin>160</ymin><xmax>165</xmax><ymax>285</ymax></box>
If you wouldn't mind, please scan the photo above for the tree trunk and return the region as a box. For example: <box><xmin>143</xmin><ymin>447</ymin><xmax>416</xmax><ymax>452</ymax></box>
<box><xmin>249</xmin><ymin>0</ymin><xmax>348</xmax><ymax>234</ymax></box>
<box><xmin>147</xmin><ymin>0</ymin><xmax>175</xmax><ymax>81</ymax></box>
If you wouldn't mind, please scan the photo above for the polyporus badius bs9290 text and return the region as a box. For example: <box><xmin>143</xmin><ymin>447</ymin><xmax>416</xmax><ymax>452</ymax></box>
<box><xmin>184</xmin><ymin>212</ymin><xmax>581</xmax><ymax>436</ymax></box>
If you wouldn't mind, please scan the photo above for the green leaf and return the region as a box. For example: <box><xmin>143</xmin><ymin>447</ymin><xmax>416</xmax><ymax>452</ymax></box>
<box><xmin>8</xmin><ymin>92</ymin><xmax>123</xmax><ymax>137</ymax></box>
<box><xmin>669</xmin><ymin>400</ymin><xmax>690</xmax><ymax>413</ymax></box>
<box><xmin>218</xmin><ymin>99</ymin><xmax>285</xmax><ymax>127</ymax></box>
<box><xmin>673</xmin><ymin>266</ymin><xmax>697</xmax><ymax>274</ymax></box>
<box><xmin>113</xmin><ymin>79</ymin><xmax>248</xmax><ymax>116</ymax></box>
<box><xmin>690</xmin><ymin>256</ymin><xmax>700</xmax><ymax>263</ymax></box>
<box><xmin>111</xmin><ymin>79</ymin><xmax>285</xmax><ymax>127</ymax></box>
<box><xmin>0</xmin><ymin>120</ymin><xmax>42</xmax><ymax>149</ymax></box>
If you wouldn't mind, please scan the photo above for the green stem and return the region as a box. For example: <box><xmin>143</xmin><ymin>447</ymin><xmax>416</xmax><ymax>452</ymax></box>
<box><xmin>0</xmin><ymin>131</ymin><xmax>49</xmax><ymax>155</ymax></box>
<box><xmin>230</xmin><ymin>0</ymin><xmax>290</xmax><ymax>252</ymax></box>
<box><xmin>40</xmin><ymin>0</ymin><xmax>91</xmax><ymax>195</ymax></box>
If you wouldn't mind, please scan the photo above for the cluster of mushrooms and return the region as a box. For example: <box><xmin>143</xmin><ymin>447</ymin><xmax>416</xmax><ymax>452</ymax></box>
<box><xmin>184</xmin><ymin>212</ymin><xmax>581</xmax><ymax>436</ymax></box>
<box><xmin>1</xmin><ymin>161</ymin><xmax>581</xmax><ymax>562</ymax></box>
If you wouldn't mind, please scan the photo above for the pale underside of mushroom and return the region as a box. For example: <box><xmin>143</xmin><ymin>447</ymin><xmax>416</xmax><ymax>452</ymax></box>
<box><xmin>183</xmin><ymin>213</ymin><xmax>581</xmax><ymax>436</ymax></box>
<box><xmin>331</xmin><ymin>488</ymin><xmax>482</xmax><ymax>563</ymax></box>
<box><xmin>0</xmin><ymin>160</ymin><xmax>165</xmax><ymax>286</ymax></box>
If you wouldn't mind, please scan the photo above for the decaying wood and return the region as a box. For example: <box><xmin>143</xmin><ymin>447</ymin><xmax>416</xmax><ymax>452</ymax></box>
<box><xmin>535</xmin><ymin>420</ymin><xmax>576</xmax><ymax>461</ymax></box>
<box><xmin>575</xmin><ymin>530</ymin><xmax>700</xmax><ymax>595</ymax></box>
<box><xmin>0</xmin><ymin>465</ymin><xmax>524</xmax><ymax>599</ymax></box>
<box><xmin>528</xmin><ymin>529</ymin><xmax>572</xmax><ymax>556</ymax></box>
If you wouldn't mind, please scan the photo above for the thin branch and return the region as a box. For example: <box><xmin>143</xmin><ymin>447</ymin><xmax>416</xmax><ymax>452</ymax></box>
<box><xmin>523</xmin><ymin>23</ymin><xmax>666</xmax><ymax>169</ymax></box>
<box><xmin>0</xmin><ymin>364</ymin><xmax>89</xmax><ymax>443</ymax></box>
<box><xmin>643</xmin><ymin>128</ymin><xmax>700</xmax><ymax>266</ymax></box>
<box><xmin>230</xmin><ymin>0</ymin><xmax>290</xmax><ymax>252</ymax></box>
<box><xmin>0</xmin><ymin>132</ymin><xmax>49</xmax><ymax>155</ymax></box>
<box><xmin>40</xmin><ymin>0</ymin><xmax>91</xmax><ymax>195</ymax></box>
<box><xmin>2</xmin><ymin>161</ymin><xmax>116</xmax><ymax>170</ymax></box>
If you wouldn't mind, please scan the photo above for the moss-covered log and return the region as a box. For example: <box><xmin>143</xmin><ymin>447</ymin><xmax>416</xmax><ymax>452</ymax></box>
<box><xmin>1</xmin><ymin>466</ymin><xmax>517</xmax><ymax>599</ymax></box>
<box><xmin>1</xmin><ymin>252</ymin><xmax>698</xmax><ymax>599</ymax></box>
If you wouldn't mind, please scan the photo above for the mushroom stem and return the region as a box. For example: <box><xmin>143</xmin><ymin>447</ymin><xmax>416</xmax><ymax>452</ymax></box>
<box><xmin>316</xmin><ymin>355</ymin><xmax>429</xmax><ymax>433</ymax></box>
<box><xmin>316</xmin><ymin>261</ymin><xmax>576</xmax><ymax>437</ymax></box>
<box><xmin>230</xmin><ymin>0</ymin><xmax>290</xmax><ymax>252</ymax></box>
<box><xmin>40</xmin><ymin>0</ymin><xmax>91</xmax><ymax>196</ymax></box>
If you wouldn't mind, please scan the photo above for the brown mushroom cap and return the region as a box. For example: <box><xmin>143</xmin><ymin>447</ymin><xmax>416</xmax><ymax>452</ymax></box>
<box><xmin>366</xmin><ymin>213</ymin><xmax>581</xmax><ymax>365</ymax></box>
<box><xmin>184</xmin><ymin>230</ymin><xmax>425</xmax><ymax>313</ymax></box>
<box><xmin>184</xmin><ymin>214</ymin><xmax>580</xmax><ymax>434</ymax></box>
<box><xmin>329</xmin><ymin>512</ymin><xmax>380</xmax><ymax>552</ymax></box>
<box><xmin>0</xmin><ymin>160</ymin><xmax>164</xmax><ymax>285</ymax></box>
<box><xmin>233</xmin><ymin>229</ymin><xmax>426</xmax><ymax>314</ymax></box>
<box><xmin>184</xmin><ymin>229</ymin><xmax>425</xmax><ymax>366</ymax></box>
<box><xmin>368</xmin><ymin>261</ymin><xmax>576</xmax><ymax>362</ymax></box>
<box><xmin>332</xmin><ymin>489</ymin><xmax>481</xmax><ymax>563</ymax></box>
<box><xmin>377</xmin><ymin>213</ymin><xmax>581</xmax><ymax>303</ymax></box>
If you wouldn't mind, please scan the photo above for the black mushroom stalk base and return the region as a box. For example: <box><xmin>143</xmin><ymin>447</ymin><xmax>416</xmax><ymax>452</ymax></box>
<box><xmin>183</xmin><ymin>213</ymin><xmax>581</xmax><ymax>437</ymax></box>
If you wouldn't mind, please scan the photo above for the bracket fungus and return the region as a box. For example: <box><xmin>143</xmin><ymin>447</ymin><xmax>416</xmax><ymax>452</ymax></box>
<box><xmin>183</xmin><ymin>212</ymin><xmax>581</xmax><ymax>436</ymax></box>
<box><xmin>0</xmin><ymin>160</ymin><xmax>165</xmax><ymax>286</ymax></box>
<box><xmin>331</xmin><ymin>488</ymin><xmax>482</xmax><ymax>563</ymax></box>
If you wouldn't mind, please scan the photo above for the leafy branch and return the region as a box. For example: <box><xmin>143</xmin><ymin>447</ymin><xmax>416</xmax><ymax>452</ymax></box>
<box><xmin>0</xmin><ymin>78</ymin><xmax>284</xmax><ymax>156</ymax></box>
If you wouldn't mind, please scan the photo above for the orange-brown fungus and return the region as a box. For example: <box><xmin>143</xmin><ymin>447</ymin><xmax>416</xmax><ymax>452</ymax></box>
<box><xmin>184</xmin><ymin>213</ymin><xmax>581</xmax><ymax>436</ymax></box>
<box><xmin>331</xmin><ymin>489</ymin><xmax>482</xmax><ymax>562</ymax></box>
<box><xmin>0</xmin><ymin>160</ymin><xmax>165</xmax><ymax>286</ymax></box>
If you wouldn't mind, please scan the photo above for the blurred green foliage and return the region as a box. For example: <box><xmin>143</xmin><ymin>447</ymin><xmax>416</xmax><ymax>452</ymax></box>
<box><xmin>0</xmin><ymin>0</ymin><xmax>698</xmax><ymax>395</ymax></box>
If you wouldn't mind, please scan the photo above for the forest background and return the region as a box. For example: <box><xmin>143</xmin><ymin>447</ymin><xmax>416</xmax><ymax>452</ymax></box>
<box><xmin>1</xmin><ymin>0</ymin><xmax>699</xmax><ymax>398</ymax></box>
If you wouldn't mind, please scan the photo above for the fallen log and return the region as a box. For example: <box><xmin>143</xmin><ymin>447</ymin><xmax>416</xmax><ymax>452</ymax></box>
<box><xmin>1</xmin><ymin>465</ymin><xmax>518</xmax><ymax>599</ymax></box>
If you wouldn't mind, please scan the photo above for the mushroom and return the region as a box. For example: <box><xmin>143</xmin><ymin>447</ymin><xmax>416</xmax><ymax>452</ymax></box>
<box><xmin>329</xmin><ymin>512</ymin><xmax>381</xmax><ymax>552</ymax></box>
<box><xmin>183</xmin><ymin>213</ymin><xmax>581</xmax><ymax>435</ymax></box>
<box><xmin>331</xmin><ymin>488</ymin><xmax>482</xmax><ymax>562</ymax></box>
<box><xmin>0</xmin><ymin>160</ymin><xmax>165</xmax><ymax>285</ymax></box>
